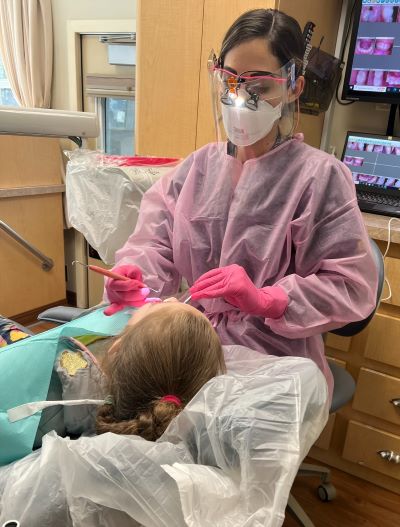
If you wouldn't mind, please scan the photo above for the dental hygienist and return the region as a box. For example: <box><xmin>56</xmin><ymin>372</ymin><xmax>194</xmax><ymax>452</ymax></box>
<box><xmin>104</xmin><ymin>8</ymin><xmax>378</xmax><ymax>400</ymax></box>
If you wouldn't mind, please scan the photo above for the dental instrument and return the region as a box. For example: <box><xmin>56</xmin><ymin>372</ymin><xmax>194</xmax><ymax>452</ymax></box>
<box><xmin>71</xmin><ymin>261</ymin><xmax>160</xmax><ymax>293</ymax></box>
<box><xmin>178</xmin><ymin>290</ymin><xmax>192</xmax><ymax>304</ymax></box>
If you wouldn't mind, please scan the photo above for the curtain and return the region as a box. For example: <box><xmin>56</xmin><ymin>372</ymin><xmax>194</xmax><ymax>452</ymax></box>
<box><xmin>0</xmin><ymin>0</ymin><xmax>53</xmax><ymax>108</ymax></box>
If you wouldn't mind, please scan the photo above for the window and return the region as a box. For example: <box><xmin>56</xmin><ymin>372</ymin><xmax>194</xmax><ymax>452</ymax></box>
<box><xmin>94</xmin><ymin>96</ymin><xmax>135</xmax><ymax>156</ymax></box>
<box><xmin>104</xmin><ymin>97</ymin><xmax>135</xmax><ymax>155</ymax></box>
<box><xmin>0</xmin><ymin>56</ymin><xmax>18</xmax><ymax>106</ymax></box>
<box><xmin>82</xmin><ymin>33</ymin><xmax>136</xmax><ymax>156</ymax></box>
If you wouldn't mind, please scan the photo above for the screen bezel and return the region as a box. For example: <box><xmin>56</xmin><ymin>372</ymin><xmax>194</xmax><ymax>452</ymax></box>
<box><xmin>342</xmin><ymin>130</ymin><xmax>400</xmax><ymax>196</ymax></box>
<box><xmin>342</xmin><ymin>0</ymin><xmax>400</xmax><ymax>104</ymax></box>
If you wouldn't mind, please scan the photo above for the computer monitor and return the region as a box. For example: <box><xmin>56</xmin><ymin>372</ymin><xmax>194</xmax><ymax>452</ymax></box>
<box><xmin>342</xmin><ymin>0</ymin><xmax>400</xmax><ymax>104</ymax></box>
<box><xmin>342</xmin><ymin>131</ymin><xmax>400</xmax><ymax>195</ymax></box>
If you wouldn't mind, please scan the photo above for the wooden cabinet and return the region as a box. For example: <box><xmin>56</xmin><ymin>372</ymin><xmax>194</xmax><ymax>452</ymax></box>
<box><xmin>310</xmin><ymin>217</ymin><xmax>400</xmax><ymax>495</ymax></box>
<box><xmin>352</xmin><ymin>368</ymin><xmax>400</xmax><ymax>425</ymax></box>
<box><xmin>343</xmin><ymin>422</ymin><xmax>400</xmax><ymax>481</ymax></box>
<box><xmin>364</xmin><ymin>314</ymin><xmax>400</xmax><ymax>369</ymax></box>
<box><xmin>0</xmin><ymin>136</ymin><xmax>66</xmax><ymax>320</ymax></box>
<box><xmin>136</xmin><ymin>0</ymin><xmax>343</xmax><ymax>158</ymax></box>
<box><xmin>381</xmin><ymin>256</ymin><xmax>400</xmax><ymax>307</ymax></box>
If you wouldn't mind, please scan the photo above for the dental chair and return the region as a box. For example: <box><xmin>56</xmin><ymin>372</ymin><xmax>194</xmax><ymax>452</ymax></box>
<box><xmin>35</xmin><ymin>239</ymin><xmax>385</xmax><ymax>527</ymax></box>
<box><xmin>287</xmin><ymin>238</ymin><xmax>385</xmax><ymax>527</ymax></box>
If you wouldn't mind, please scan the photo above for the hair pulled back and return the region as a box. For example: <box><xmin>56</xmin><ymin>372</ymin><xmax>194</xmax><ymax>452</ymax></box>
<box><xmin>96</xmin><ymin>306</ymin><xmax>224</xmax><ymax>441</ymax></box>
<box><xmin>97</xmin><ymin>398</ymin><xmax>182</xmax><ymax>441</ymax></box>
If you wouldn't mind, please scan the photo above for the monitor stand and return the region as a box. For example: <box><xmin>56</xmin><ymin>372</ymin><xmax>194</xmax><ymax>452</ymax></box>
<box><xmin>386</xmin><ymin>104</ymin><xmax>399</xmax><ymax>137</ymax></box>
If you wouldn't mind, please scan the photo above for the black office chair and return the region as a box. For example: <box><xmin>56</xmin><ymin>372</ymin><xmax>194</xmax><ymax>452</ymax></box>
<box><xmin>287</xmin><ymin>238</ymin><xmax>385</xmax><ymax>527</ymax></box>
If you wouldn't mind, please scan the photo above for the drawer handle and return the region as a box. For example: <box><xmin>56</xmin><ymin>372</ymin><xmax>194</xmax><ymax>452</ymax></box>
<box><xmin>377</xmin><ymin>450</ymin><xmax>400</xmax><ymax>464</ymax></box>
<box><xmin>391</xmin><ymin>398</ymin><xmax>400</xmax><ymax>408</ymax></box>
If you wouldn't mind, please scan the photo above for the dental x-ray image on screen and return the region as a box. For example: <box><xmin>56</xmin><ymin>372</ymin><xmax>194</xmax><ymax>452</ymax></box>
<box><xmin>342</xmin><ymin>0</ymin><xmax>400</xmax><ymax>103</ymax></box>
<box><xmin>342</xmin><ymin>131</ymin><xmax>400</xmax><ymax>217</ymax></box>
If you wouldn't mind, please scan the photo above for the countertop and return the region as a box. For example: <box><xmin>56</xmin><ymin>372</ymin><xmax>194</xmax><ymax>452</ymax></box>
<box><xmin>362</xmin><ymin>212</ymin><xmax>400</xmax><ymax>244</ymax></box>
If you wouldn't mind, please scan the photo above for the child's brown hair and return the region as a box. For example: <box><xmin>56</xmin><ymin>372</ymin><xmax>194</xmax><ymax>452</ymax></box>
<box><xmin>96</xmin><ymin>304</ymin><xmax>224</xmax><ymax>441</ymax></box>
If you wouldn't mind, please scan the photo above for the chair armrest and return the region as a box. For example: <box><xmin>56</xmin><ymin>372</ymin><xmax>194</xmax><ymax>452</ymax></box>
<box><xmin>37</xmin><ymin>306</ymin><xmax>88</xmax><ymax>324</ymax></box>
<box><xmin>331</xmin><ymin>238</ymin><xmax>384</xmax><ymax>337</ymax></box>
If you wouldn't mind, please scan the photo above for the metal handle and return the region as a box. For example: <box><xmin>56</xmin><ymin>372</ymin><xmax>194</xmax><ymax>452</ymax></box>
<box><xmin>377</xmin><ymin>450</ymin><xmax>400</xmax><ymax>464</ymax></box>
<box><xmin>391</xmin><ymin>398</ymin><xmax>400</xmax><ymax>408</ymax></box>
<box><xmin>0</xmin><ymin>219</ymin><xmax>53</xmax><ymax>271</ymax></box>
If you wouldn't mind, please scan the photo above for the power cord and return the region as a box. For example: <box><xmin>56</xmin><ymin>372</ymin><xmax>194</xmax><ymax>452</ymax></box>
<box><xmin>380</xmin><ymin>217</ymin><xmax>400</xmax><ymax>302</ymax></box>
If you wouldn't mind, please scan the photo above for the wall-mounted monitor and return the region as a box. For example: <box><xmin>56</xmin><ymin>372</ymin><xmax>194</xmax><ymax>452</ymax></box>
<box><xmin>342</xmin><ymin>0</ymin><xmax>400</xmax><ymax>104</ymax></box>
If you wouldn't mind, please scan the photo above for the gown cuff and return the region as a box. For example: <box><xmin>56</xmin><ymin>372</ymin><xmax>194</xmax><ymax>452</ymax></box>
<box><xmin>261</xmin><ymin>286</ymin><xmax>289</xmax><ymax>319</ymax></box>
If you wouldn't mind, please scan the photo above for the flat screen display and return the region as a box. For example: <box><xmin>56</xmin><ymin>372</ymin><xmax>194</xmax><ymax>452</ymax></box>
<box><xmin>342</xmin><ymin>0</ymin><xmax>400</xmax><ymax>103</ymax></box>
<box><xmin>342</xmin><ymin>131</ymin><xmax>400</xmax><ymax>192</ymax></box>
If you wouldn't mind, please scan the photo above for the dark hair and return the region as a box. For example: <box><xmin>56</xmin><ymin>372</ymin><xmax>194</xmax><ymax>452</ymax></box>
<box><xmin>220</xmin><ymin>9</ymin><xmax>304</xmax><ymax>75</ymax></box>
<box><xmin>96</xmin><ymin>305</ymin><xmax>225</xmax><ymax>441</ymax></box>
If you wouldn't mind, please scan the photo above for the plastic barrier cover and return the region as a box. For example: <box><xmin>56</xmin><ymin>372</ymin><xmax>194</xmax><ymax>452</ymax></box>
<box><xmin>0</xmin><ymin>346</ymin><xmax>328</xmax><ymax>527</ymax></box>
<box><xmin>66</xmin><ymin>150</ymin><xmax>179</xmax><ymax>264</ymax></box>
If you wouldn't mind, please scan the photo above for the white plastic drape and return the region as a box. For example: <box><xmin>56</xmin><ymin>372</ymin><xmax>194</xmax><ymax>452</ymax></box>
<box><xmin>0</xmin><ymin>348</ymin><xmax>328</xmax><ymax>526</ymax></box>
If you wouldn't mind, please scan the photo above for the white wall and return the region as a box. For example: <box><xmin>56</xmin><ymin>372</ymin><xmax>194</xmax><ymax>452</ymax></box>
<box><xmin>51</xmin><ymin>0</ymin><xmax>136</xmax><ymax>109</ymax></box>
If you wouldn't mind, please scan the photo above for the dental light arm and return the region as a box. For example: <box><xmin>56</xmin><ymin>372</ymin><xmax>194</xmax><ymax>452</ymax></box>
<box><xmin>0</xmin><ymin>105</ymin><xmax>99</xmax><ymax>145</ymax></box>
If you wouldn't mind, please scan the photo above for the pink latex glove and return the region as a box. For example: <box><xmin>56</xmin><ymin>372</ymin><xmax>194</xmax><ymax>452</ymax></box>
<box><xmin>190</xmin><ymin>264</ymin><xmax>288</xmax><ymax>319</ymax></box>
<box><xmin>104</xmin><ymin>264</ymin><xmax>148</xmax><ymax>316</ymax></box>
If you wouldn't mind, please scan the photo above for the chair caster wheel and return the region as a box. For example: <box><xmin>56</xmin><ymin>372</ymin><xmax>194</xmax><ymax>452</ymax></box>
<box><xmin>317</xmin><ymin>483</ymin><xmax>336</xmax><ymax>502</ymax></box>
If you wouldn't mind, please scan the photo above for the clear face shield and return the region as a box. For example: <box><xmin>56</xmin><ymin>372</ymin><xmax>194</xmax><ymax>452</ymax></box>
<box><xmin>208</xmin><ymin>51</ymin><xmax>298</xmax><ymax>153</ymax></box>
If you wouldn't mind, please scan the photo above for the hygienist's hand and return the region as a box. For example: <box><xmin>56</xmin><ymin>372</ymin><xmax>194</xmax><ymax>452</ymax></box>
<box><xmin>104</xmin><ymin>264</ymin><xmax>147</xmax><ymax>316</ymax></box>
<box><xmin>190</xmin><ymin>264</ymin><xmax>288</xmax><ymax>319</ymax></box>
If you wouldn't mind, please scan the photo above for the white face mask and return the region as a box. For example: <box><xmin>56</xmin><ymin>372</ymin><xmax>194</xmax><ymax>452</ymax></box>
<box><xmin>221</xmin><ymin>100</ymin><xmax>282</xmax><ymax>147</ymax></box>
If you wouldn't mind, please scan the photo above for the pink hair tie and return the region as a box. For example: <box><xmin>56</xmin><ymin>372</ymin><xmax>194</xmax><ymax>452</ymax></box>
<box><xmin>160</xmin><ymin>395</ymin><xmax>182</xmax><ymax>406</ymax></box>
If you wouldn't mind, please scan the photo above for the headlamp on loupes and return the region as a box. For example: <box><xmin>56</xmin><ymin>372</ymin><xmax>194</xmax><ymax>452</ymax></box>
<box><xmin>208</xmin><ymin>51</ymin><xmax>296</xmax><ymax>110</ymax></box>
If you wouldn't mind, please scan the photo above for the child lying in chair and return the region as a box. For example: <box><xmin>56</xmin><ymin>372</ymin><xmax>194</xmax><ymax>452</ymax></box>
<box><xmin>0</xmin><ymin>301</ymin><xmax>329</xmax><ymax>527</ymax></box>
<box><xmin>3</xmin><ymin>299</ymin><xmax>226</xmax><ymax>446</ymax></box>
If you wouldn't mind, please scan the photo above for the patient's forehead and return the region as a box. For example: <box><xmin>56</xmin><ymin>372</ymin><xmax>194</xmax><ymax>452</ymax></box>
<box><xmin>127</xmin><ymin>299</ymin><xmax>203</xmax><ymax>327</ymax></box>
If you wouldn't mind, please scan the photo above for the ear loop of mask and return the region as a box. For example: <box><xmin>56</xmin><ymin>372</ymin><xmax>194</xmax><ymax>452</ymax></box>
<box><xmin>289</xmin><ymin>63</ymin><xmax>300</xmax><ymax>135</ymax></box>
<box><xmin>293</xmin><ymin>60</ymin><xmax>306</xmax><ymax>134</ymax></box>
<box><xmin>294</xmin><ymin>97</ymin><xmax>300</xmax><ymax>134</ymax></box>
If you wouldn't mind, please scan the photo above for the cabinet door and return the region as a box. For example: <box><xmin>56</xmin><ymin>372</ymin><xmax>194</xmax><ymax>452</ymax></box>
<box><xmin>0</xmin><ymin>194</ymin><xmax>66</xmax><ymax>317</ymax></box>
<box><xmin>364</xmin><ymin>314</ymin><xmax>400</xmax><ymax>369</ymax></box>
<box><xmin>196</xmin><ymin>0</ymin><xmax>275</xmax><ymax>150</ymax></box>
<box><xmin>0</xmin><ymin>136</ymin><xmax>62</xmax><ymax>187</ymax></box>
<box><xmin>352</xmin><ymin>368</ymin><xmax>400</xmax><ymax>425</ymax></box>
<box><xmin>135</xmin><ymin>0</ymin><xmax>204</xmax><ymax>158</ymax></box>
<box><xmin>343</xmin><ymin>421</ymin><xmax>400</xmax><ymax>480</ymax></box>
<box><xmin>381</xmin><ymin>256</ymin><xmax>400</xmax><ymax>307</ymax></box>
<box><xmin>0</xmin><ymin>137</ymin><xmax>66</xmax><ymax>318</ymax></box>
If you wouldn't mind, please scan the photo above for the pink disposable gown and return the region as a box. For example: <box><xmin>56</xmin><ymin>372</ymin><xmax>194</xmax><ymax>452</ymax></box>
<box><xmin>114</xmin><ymin>136</ymin><xmax>378</xmax><ymax>400</ymax></box>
